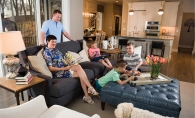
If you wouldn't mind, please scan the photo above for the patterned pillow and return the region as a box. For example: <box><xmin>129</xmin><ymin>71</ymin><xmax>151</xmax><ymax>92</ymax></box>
<box><xmin>62</xmin><ymin>52</ymin><xmax>78</xmax><ymax>65</ymax></box>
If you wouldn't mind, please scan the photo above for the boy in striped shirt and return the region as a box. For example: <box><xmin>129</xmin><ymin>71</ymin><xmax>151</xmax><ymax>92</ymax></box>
<box><xmin>123</xmin><ymin>42</ymin><xmax>143</xmax><ymax>73</ymax></box>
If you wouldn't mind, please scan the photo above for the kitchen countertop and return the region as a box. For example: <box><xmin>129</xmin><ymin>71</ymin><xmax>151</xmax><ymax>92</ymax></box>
<box><xmin>114</xmin><ymin>35</ymin><xmax>174</xmax><ymax>40</ymax></box>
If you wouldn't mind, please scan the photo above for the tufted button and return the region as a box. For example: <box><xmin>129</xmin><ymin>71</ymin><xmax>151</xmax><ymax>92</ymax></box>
<box><xmin>166</xmin><ymin>94</ymin><xmax>176</xmax><ymax>99</ymax></box>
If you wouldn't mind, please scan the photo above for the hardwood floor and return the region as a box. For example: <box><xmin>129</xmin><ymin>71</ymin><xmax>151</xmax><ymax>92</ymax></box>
<box><xmin>160</xmin><ymin>52</ymin><xmax>195</xmax><ymax>83</ymax></box>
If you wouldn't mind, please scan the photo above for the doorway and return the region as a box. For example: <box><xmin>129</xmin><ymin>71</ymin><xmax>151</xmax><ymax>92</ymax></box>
<box><xmin>115</xmin><ymin>16</ymin><xmax>119</xmax><ymax>35</ymax></box>
<box><xmin>178</xmin><ymin>13</ymin><xmax>195</xmax><ymax>52</ymax></box>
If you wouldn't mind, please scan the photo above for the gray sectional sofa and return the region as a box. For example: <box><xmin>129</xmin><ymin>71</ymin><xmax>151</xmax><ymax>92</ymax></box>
<box><xmin>19</xmin><ymin>40</ymin><xmax>112</xmax><ymax>106</ymax></box>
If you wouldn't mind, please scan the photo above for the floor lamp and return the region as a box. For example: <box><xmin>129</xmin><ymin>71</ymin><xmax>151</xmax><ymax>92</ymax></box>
<box><xmin>0</xmin><ymin>31</ymin><xmax>26</xmax><ymax>79</ymax></box>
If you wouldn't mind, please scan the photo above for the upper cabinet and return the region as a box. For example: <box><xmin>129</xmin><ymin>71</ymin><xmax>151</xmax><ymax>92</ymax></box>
<box><xmin>161</xmin><ymin>2</ymin><xmax>180</xmax><ymax>26</ymax></box>
<box><xmin>146</xmin><ymin>3</ymin><xmax>162</xmax><ymax>21</ymax></box>
<box><xmin>127</xmin><ymin>3</ymin><xmax>146</xmax><ymax>37</ymax></box>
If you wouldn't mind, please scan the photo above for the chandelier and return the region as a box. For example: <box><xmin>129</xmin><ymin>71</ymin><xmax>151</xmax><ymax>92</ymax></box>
<box><xmin>83</xmin><ymin>11</ymin><xmax>94</xmax><ymax>18</ymax></box>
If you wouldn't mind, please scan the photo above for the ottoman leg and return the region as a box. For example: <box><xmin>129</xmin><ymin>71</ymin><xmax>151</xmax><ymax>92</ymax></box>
<box><xmin>101</xmin><ymin>102</ymin><xmax>105</xmax><ymax>110</ymax></box>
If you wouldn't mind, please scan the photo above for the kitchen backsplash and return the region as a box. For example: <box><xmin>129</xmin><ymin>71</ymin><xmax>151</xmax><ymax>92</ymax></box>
<box><xmin>160</xmin><ymin>26</ymin><xmax>176</xmax><ymax>36</ymax></box>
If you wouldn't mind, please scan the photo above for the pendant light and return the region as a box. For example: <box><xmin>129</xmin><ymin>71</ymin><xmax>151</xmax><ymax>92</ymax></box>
<box><xmin>158</xmin><ymin>2</ymin><xmax>164</xmax><ymax>15</ymax></box>
<box><xmin>129</xmin><ymin>0</ymin><xmax>134</xmax><ymax>15</ymax></box>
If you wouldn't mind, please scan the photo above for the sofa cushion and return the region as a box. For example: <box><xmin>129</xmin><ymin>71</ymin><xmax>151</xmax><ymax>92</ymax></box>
<box><xmin>50</xmin><ymin>69</ymin><xmax>94</xmax><ymax>97</ymax></box>
<box><xmin>134</xmin><ymin>46</ymin><xmax>142</xmax><ymax>57</ymax></box>
<box><xmin>79</xmin><ymin>62</ymin><xmax>105</xmax><ymax>76</ymax></box>
<box><xmin>128</xmin><ymin>41</ymin><xmax>149</xmax><ymax>58</ymax></box>
<box><xmin>83</xmin><ymin>40</ymin><xmax>89</xmax><ymax>54</ymax></box>
<box><xmin>68</xmin><ymin>49</ymin><xmax>90</xmax><ymax>63</ymax></box>
<box><xmin>39</xmin><ymin>105</ymin><xmax>100</xmax><ymax>118</ymax></box>
<box><xmin>56</xmin><ymin>41</ymin><xmax>82</xmax><ymax>54</ymax></box>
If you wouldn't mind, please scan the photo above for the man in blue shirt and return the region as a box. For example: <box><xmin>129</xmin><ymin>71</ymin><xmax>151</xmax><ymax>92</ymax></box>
<box><xmin>40</xmin><ymin>10</ymin><xmax>75</xmax><ymax>46</ymax></box>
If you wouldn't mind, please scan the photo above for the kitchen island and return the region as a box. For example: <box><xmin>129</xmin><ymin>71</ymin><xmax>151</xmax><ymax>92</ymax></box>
<box><xmin>114</xmin><ymin>36</ymin><xmax>173</xmax><ymax>61</ymax></box>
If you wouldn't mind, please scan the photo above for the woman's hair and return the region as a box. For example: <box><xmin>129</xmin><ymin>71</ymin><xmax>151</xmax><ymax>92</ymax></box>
<box><xmin>126</xmin><ymin>42</ymin><xmax>134</xmax><ymax>47</ymax></box>
<box><xmin>46</xmin><ymin>35</ymin><xmax>57</xmax><ymax>42</ymax></box>
<box><xmin>115</xmin><ymin>60</ymin><xmax>127</xmax><ymax>68</ymax></box>
<box><xmin>53</xmin><ymin>10</ymin><xmax>62</xmax><ymax>14</ymax></box>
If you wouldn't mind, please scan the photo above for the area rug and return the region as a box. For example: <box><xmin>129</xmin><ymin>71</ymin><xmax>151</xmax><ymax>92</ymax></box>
<box><xmin>3</xmin><ymin>81</ymin><xmax>195</xmax><ymax>118</ymax></box>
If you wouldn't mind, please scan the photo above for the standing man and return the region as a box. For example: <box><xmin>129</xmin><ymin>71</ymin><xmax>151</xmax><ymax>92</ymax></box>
<box><xmin>40</xmin><ymin>10</ymin><xmax>75</xmax><ymax>46</ymax></box>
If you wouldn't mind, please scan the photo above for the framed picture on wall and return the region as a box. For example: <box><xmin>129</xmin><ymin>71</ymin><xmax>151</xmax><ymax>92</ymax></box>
<box><xmin>51</xmin><ymin>1</ymin><xmax>61</xmax><ymax>12</ymax></box>
<box><xmin>90</xmin><ymin>13</ymin><xmax>96</xmax><ymax>28</ymax></box>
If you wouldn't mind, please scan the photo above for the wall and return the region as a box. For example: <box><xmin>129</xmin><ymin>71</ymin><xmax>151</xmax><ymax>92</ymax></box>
<box><xmin>62</xmin><ymin>0</ymin><xmax>83</xmax><ymax>41</ymax></box>
<box><xmin>179</xmin><ymin>13</ymin><xmax>194</xmax><ymax>49</ymax></box>
<box><xmin>122</xmin><ymin>0</ymin><xmax>195</xmax><ymax>52</ymax></box>
<box><xmin>104</xmin><ymin>3</ymin><xmax>113</xmax><ymax>37</ymax></box>
<box><xmin>70</xmin><ymin>0</ymin><xmax>83</xmax><ymax>40</ymax></box>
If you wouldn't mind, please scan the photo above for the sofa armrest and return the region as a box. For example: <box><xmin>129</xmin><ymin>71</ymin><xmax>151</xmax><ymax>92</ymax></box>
<box><xmin>0</xmin><ymin>95</ymin><xmax>48</xmax><ymax>118</ymax></box>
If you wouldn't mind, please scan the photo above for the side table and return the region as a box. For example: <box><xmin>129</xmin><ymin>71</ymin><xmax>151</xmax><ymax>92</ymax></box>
<box><xmin>0</xmin><ymin>76</ymin><xmax>45</xmax><ymax>105</ymax></box>
<box><xmin>100</xmin><ymin>48</ymin><xmax>121</xmax><ymax>60</ymax></box>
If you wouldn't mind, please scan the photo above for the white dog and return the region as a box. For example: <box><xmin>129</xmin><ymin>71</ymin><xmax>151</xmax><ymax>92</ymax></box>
<box><xmin>114</xmin><ymin>103</ymin><xmax>172</xmax><ymax>118</ymax></box>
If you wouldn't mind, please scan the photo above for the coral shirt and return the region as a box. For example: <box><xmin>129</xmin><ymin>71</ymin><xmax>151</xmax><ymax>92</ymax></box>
<box><xmin>88</xmin><ymin>48</ymin><xmax>101</xmax><ymax>58</ymax></box>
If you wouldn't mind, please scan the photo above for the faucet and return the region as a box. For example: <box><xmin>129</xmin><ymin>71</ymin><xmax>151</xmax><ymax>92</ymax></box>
<box><xmin>132</xmin><ymin>26</ymin><xmax>139</xmax><ymax>37</ymax></box>
<box><xmin>134</xmin><ymin>26</ymin><xmax>137</xmax><ymax>33</ymax></box>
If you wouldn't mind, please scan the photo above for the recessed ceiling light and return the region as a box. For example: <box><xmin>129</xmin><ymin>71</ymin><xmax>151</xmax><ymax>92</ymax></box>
<box><xmin>116</xmin><ymin>1</ymin><xmax>118</xmax><ymax>2</ymax></box>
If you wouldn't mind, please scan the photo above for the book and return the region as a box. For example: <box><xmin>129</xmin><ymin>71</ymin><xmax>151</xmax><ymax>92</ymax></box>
<box><xmin>62</xmin><ymin>56</ymin><xmax>83</xmax><ymax>66</ymax></box>
<box><xmin>15</xmin><ymin>72</ymin><xmax>33</xmax><ymax>85</ymax></box>
<box><xmin>15</xmin><ymin>72</ymin><xmax>32</xmax><ymax>80</ymax></box>
<box><xmin>15</xmin><ymin>76</ymin><xmax>33</xmax><ymax>85</ymax></box>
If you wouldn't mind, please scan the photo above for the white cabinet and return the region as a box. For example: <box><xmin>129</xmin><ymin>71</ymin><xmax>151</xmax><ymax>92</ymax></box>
<box><xmin>161</xmin><ymin>2</ymin><xmax>180</xmax><ymax>26</ymax></box>
<box><xmin>146</xmin><ymin>4</ymin><xmax>162</xmax><ymax>21</ymax></box>
<box><xmin>127</xmin><ymin>2</ymin><xmax>164</xmax><ymax>37</ymax></box>
<box><xmin>127</xmin><ymin>3</ymin><xmax>146</xmax><ymax>37</ymax></box>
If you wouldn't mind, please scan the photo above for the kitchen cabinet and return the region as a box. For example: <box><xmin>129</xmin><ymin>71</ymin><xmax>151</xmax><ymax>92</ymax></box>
<box><xmin>127</xmin><ymin>2</ymin><xmax>164</xmax><ymax>37</ymax></box>
<box><xmin>161</xmin><ymin>2</ymin><xmax>180</xmax><ymax>26</ymax></box>
<box><xmin>127</xmin><ymin>3</ymin><xmax>146</xmax><ymax>37</ymax></box>
<box><xmin>146</xmin><ymin>4</ymin><xmax>162</xmax><ymax>21</ymax></box>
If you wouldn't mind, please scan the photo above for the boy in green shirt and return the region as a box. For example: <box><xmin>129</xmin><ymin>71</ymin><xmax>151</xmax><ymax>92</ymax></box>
<box><xmin>95</xmin><ymin>60</ymin><xmax>135</xmax><ymax>93</ymax></box>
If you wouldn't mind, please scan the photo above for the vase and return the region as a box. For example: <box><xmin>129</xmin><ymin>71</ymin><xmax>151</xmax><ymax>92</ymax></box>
<box><xmin>150</xmin><ymin>66</ymin><xmax>161</xmax><ymax>80</ymax></box>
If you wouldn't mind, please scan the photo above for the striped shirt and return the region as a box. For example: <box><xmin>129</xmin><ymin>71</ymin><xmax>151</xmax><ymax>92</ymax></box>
<box><xmin>123</xmin><ymin>53</ymin><xmax>142</xmax><ymax>68</ymax></box>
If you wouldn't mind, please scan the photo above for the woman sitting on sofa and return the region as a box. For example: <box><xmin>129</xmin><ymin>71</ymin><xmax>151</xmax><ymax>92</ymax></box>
<box><xmin>42</xmin><ymin>35</ymin><xmax>99</xmax><ymax>104</ymax></box>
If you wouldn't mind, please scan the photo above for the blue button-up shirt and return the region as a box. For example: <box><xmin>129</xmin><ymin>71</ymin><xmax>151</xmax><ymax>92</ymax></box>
<box><xmin>41</xmin><ymin>19</ymin><xmax>65</xmax><ymax>43</ymax></box>
<box><xmin>43</xmin><ymin>47</ymin><xmax>72</xmax><ymax>78</ymax></box>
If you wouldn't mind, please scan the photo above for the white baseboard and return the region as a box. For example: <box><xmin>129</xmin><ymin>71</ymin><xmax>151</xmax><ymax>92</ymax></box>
<box><xmin>172</xmin><ymin>49</ymin><xmax>178</xmax><ymax>52</ymax></box>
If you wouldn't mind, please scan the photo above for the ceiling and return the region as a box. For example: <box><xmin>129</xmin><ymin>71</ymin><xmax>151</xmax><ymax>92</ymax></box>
<box><xmin>97</xmin><ymin>0</ymin><xmax>123</xmax><ymax>5</ymax></box>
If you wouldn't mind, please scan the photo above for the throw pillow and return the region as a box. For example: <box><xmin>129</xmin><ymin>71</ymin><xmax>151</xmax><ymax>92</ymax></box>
<box><xmin>83</xmin><ymin>40</ymin><xmax>89</xmax><ymax>54</ymax></box>
<box><xmin>28</xmin><ymin>48</ymin><xmax>44</xmax><ymax>72</ymax></box>
<box><xmin>134</xmin><ymin>46</ymin><xmax>142</xmax><ymax>57</ymax></box>
<box><xmin>68</xmin><ymin>49</ymin><xmax>90</xmax><ymax>63</ymax></box>
<box><xmin>28</xmin><ymin>48</ymin><xmax>53</xmax><ymax>78</ymax></box>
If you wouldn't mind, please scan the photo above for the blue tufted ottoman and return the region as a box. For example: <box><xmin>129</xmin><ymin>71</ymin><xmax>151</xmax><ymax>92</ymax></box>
<box><xmin>100</xmin><ymin>79</ymin><xmax>181</xmax><ymax>117</ymax></box>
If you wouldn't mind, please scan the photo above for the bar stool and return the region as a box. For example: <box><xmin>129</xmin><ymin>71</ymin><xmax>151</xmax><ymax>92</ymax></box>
<box><xmin>118</xmin><ymin>39</ymin><xmax>128</xmax><ymax>59</ymax></box>
<box><xmin>151</xmin><ymin>41</ymin><xmax>165</xmax><ymax>57</ymax></box>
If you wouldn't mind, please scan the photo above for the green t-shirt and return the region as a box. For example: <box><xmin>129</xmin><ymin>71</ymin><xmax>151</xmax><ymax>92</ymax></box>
<box><xmin>98</xmin><ymin>68</ymin><xmax>120</xmax><ymax>87</ymax></box>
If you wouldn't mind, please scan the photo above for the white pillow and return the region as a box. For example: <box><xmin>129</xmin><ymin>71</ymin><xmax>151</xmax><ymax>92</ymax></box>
<box><xmin>83</xmin><ymin>40</ymin><xmax>89</xmax><ymax>54</ymax></box>
<box><xmin>28</xmin><ymin>48</ymin><xmax>53</xmax><ymax>78</ymax></box>
<box><xmin>68</xmin><ymin>49</ymin><xmax>90</xmax><ymax>63</ymax></box>
<box><xmin>134</xmin><ymin>46</ymin><xmax>142</xmax><ymax>57</ymax></box>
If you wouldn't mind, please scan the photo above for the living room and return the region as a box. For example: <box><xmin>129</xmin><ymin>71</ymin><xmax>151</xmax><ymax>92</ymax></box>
<box><xmin>0</xmin><ymin>0</ymin><xmax>194</xmax><ymax>118</ymax></box>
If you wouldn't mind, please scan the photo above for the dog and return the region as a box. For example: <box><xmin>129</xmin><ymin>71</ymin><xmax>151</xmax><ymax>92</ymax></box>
<box><xmin>114</xmin><ymin>103</ymin><xmax>172</xmax><ymax>118</ymax></box>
